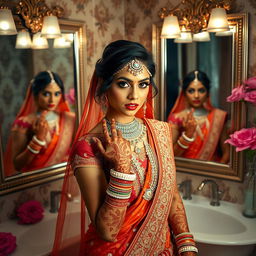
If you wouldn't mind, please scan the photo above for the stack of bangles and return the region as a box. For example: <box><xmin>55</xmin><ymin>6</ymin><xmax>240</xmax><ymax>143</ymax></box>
<box><xmin>175</xmin><ymin>232</ymin><xmax>198</xmax><ymax>254</ymax></box>
<box><xmin>105</xmin><ymin>169</ymin><xmax>136</xmax><ymax>208</ymax></box>
<box><xmin>27</xmin><ymin>135</ymin><xmax>46</xmax><ymax>154</ymax></box>
<box><xmin>177</xmin><ymin>132</ymin><xmax>195</xmax><ymax>150</ymax></box>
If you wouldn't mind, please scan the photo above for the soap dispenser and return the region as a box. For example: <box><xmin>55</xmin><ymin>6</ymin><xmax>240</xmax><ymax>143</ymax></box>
<box><xmin>243</xmin><ymin>162</ymin><xmax>256</xmax><ymax>218</ymax></box>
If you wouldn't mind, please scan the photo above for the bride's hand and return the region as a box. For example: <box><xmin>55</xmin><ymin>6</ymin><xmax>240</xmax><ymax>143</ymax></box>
<box><xmin>182</xmin><ymin>109</ymin><xmax>197</xmax><ymax>138</ymax></box>
<box><xmin>93</xmin><ymin>119</ymin><xmax>132</xmax><ymax>174</ymax></box>
<box><xmin>32</xmin><ymin>111</ymin><xmax>49</xmax><ymax>141</ymax></box>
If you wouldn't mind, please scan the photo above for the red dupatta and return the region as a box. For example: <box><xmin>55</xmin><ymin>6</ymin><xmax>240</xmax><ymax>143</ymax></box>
<box><xmin>4</xmin><ymin>81</ymin><xmax>72</xmax><ymax>176</ymax></box>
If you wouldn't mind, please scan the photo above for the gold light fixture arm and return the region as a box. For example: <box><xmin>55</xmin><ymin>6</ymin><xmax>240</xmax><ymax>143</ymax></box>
<box><xmin>159</xmin><ymin>0</ymin><xmax>233</xmax><ymax>34</ymax></box>
<box><xmin>0</xmin><ymin>0</ymin><xmax>64</xmax><ymax>33</ymax></box>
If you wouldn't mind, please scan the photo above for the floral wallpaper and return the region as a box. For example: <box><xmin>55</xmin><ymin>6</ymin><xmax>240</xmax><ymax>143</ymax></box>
<box><xmin>1</xmin><ymin>0</ymin><xmax>256</xmax><ymax>222</ymax></box>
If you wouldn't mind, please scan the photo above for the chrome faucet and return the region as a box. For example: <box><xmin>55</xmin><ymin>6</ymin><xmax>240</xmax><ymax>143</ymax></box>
<box><xmin>50</xmin><ymin>190</ymin><xmax>73</xmax><ymax>213</ymax></box>
<box><xmin>197</xmin><ymin>179</ymin><xmax>222</xmax><ymax>206</ymax></box>
<box><xmin>50</xmin><ymin>190</ymin><xmax>61</xmax><ymax>213</ymax></box>
<box><xmin>178</xmin><ymin>179</ymin><xmax>192</xmax><ymax>200</ymax></box>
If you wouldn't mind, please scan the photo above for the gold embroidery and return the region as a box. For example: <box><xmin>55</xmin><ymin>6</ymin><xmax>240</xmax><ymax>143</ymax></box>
<box><xmin>126</xmin><ymin>120</ymin><xmax>176</xmax><ymax>255</ymax></box>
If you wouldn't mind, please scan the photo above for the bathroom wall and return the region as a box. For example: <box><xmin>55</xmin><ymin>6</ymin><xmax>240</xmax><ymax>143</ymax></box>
<box><xmin>1</xmin><ymin>0</ymin><xmax>255</xmax><ymax>222</ymax></box>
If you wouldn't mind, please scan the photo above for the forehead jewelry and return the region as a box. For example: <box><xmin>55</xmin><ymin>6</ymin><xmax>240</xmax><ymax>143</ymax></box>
<box><xmin>194</xmin><ymin>70</ymin><xmax>199</xmax><ymax>81</ymax></box>
<box><xmin>47</xmin><ymin>70</ymin><xmax>56</xmax><ymax>83</ymax></box>
<box><xmin>114</xmin><ymin>59</ymin><xmax>152</xmax><ymax>77</ymax></box>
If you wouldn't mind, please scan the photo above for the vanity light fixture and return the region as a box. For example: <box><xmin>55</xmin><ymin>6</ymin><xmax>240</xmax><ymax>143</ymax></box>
<box><xmin>15</xmin><ymin>30</ymin><xmax>32</xmax><ymax>48</ymax></box>
<box><xmin>41</xmin><ymin>15</ymin><xmax>61</xmax><ymax>38</ymax></box>
<box><xmin>0</xmin><ymin>8</ymin><xmax>17</xmax><ymax>35</ymax></box>
<box><xmin>174</xmin><ymin>26</ymin><xmax>192</xmax><ymax>43</ymax></box>
<box><xmin>159</xmin><ymin>0</ymin><xmax>233</xmax><ymax>42</ymax></box>
<box><xmin>53</xmin><ymin>36</ymin><xmax>71</xmax><ymax>48</ymax></box>
<box><xmin>215</xmin><ymin>25</ymin><xmax>236</xmax><ymax>36</ymax></box>
<box><xmin>193</xmin><ymin>31</ymin><xmax>211</xmax><ymax>42</ymax></box>
<box><xmin>32</xmin><ymin>32</ymin><xmax>48</xmax><ymax>49</ymax></box>
<box><xmin>0</xmin><ymin>0</ymin><xmax>64</xmax><ymax>48</ymax></box>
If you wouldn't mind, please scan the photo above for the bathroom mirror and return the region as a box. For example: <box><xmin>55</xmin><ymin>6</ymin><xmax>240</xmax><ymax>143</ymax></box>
<box><xmin>152</xmin><ymin>13</ymin><xmax>248</xmax><ymax>181</ymax></box>
<box><xmin>0</xmin><ymin>19</ymin><xmax>86</xmax><ymax>195</ymax></box>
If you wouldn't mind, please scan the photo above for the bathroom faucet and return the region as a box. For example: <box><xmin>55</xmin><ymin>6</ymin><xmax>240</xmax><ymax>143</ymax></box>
<box><xmin>50</xmin><ymin>190</ymin><xmax>62</xmax><ymax>213</ymax></box>
<box><xmin>197</xmin><ymin>179</ymin><xmax>222</xmax><ymax>206</ymax></box>
<box><xmin>178</xmin><ymin>179</ymin><xmax>192</xmax><ymax>200</ymax></box>
<box><xmin>50</xmin><ymin>190</ymin><xmax>73</xmax><ymax>213</ymax></box>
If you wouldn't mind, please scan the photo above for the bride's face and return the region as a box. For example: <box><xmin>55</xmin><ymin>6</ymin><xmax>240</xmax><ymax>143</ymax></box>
<box><xmin>106</xmin><ymin>66</ymin><xmax>150</xmax><ymax>122</ymax></box>
<box><xmin>36</xmin><ymin>82</ymin><xmax>62</xmax><ymax>112</ymax></box>
<box><xmin>185</xmin><ymin>80</ymin><xmax>208</xmax><ymax>109</ymax></box>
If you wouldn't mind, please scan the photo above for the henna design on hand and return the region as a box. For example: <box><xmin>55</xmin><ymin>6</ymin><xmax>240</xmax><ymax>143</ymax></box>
<box><xmin>96</xmin><ymin>203</ymin><xmax>127</xmax><ymax>240</ymax></box>
<box><xmin>94</xmin><ymin>119</ymin><xmax>132</xmax><ymax>174</ymax></box>
<box><xmin>182</xmin><ymin>109</ymin><xmax>197</xmax><ymax>138</ymax></box>
<box><xmin>169</xmin><ymin>187</ymin><xmax>190</xmax><ymax>235</ymax></box>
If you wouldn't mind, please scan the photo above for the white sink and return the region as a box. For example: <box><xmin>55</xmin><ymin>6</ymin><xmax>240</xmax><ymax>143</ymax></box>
<box><xmin>183</xmin><ymin>195</ymin><xmax>256</xmax><ymax>256</ymax></box>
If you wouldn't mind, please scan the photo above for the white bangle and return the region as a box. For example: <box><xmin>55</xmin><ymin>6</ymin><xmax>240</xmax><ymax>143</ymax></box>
<box><xmin>110</xmin><ymin>169</ymin><xmax>136</xmax><ymax>181</ymax></box>
<box><xmin>177</xmin><ymin>139</ymin><xmax>189</xmax><ymax>149</ymax></box>
<box><xmin>33</xmin><ymin>135</ymin><xmax>46</xmax><ymax>146</ymax></box>
<box><xmin>178</xmin><ymin>245</ymin><xmax>198</xmax><ymax>254</ymax></box>
<box><xmin>182</xmin><ymin>132</ymin><xmax>195</xmax><ymax>142</ymax></box>
<box><xmin>27</xmin><ymin>145</ymin><xmax>40</xmax><ymax>154</ymax></box>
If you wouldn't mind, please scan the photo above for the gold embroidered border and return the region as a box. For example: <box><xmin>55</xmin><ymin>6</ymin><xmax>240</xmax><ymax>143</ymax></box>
<box><xmin>126</xmin><ymin>119</ymin><xmax>176</xmax><ymax>255</ymax></box>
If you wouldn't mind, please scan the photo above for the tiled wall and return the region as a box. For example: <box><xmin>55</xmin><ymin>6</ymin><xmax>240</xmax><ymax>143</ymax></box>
<box><xmin>1</xmin><ymin>0</ymin><xmax>256</xmax><ymax>222</ymax></box>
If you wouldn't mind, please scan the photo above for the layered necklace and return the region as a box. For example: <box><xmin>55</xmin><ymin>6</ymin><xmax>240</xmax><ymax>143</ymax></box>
<box><xmin>105</xmin><ymin>118</ymin><xmax>158</xmax><ymax>200</ymax></box>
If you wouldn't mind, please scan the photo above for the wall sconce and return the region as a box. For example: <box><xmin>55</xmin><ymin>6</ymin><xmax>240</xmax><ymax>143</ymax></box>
<box><xmin>0</xmin><ymin>8</ymin><xmax>17</xmax><ymax>35</ymax></box>
<box><xmin>41</xmin><ymin>15</ymin><xmax>61</xmax><ymax>38</ymax></box>
<box><xmin>159</xmin><ymin>0</ymin><xmax>233</xmax><ymax>42</ymax></box>
<box><xmin>53</xmin><ymin>36</ymin><xmax>71</xmax><ymax>48</ymax></box>
<box><xmin>0</xmin><ymin>0</ymin><xmax>64</xmax><ymax>47</ymax></box>
<box><xmin>32</xmin><ymin>32</ymin><xmax>48</xmax><ymax>49</ymax></box>
<box><xmin>15</xmin><ymin>30</ymin><xmax>32</xmax><ymax>48</ymax></box>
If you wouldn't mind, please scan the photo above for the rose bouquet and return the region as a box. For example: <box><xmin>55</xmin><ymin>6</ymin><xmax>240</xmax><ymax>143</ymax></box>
<box><xmin>65</xmin><ymin>88</ymin><xmax>76</xmax><ymax>112</ymax></box>
<box><xmin>0</xmin><ymin>232</ymin><xmax>16</xmax><ymax>256</ymax></box>
<box><xmin>16</xmin><ymin>200</ymin><xmax>44</xmax><ymax>224</ymax></box>
<box><xmin>227</xmin><ymin>77</ymin><xmax>256</xmax><ymax>104</ymax></box>
<box><xmin>225</xmin><ymin>76</ymin><xmax>256</xmax><ymax>163</ymax></box>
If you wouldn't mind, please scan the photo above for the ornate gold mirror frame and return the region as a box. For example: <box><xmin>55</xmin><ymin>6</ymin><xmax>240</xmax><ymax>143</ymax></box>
<box><xmin>0</xmin><ymin>18</ymin><xmax>86</xmax><ymax>195</ymax></box>
<box><xmin>152</xmin><ymin>13</ymin><xmax>248</xmax><ymax>181</ymax></box>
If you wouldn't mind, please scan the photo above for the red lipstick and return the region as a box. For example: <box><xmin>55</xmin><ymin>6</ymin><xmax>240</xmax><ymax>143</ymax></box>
<box><xmin>125</xmin><ymin>103</ymin><xmax>139</xmax><ymax>110</ymax></box>
<box><xmin>48</xmin><ymin>104</ymin><xmax>55</xmax><ymax>108</ymax></box>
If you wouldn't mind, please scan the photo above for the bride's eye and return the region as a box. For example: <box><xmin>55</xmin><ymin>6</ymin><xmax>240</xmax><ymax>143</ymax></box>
<box><xmin>139</xmin><ymin>82</ymin><xmax>150</xmax><ymax>89</ymax></box>
<box><xmin>117</xmin><ymin>81</ymin><xmax>130</xmax><ymax>88</ymax></box>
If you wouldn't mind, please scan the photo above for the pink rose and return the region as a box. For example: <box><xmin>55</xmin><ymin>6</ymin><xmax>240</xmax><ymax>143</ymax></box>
<box><xmin>245</xmin><ymin>77</ymin><xmax>256</xmax><ymax>89</ymax></box>
<box><xmin>244</xmin><ymin>90</ymin><xmax>256</xmax><ymax>104</ymax></box>
<box><xmin>225</xmin><ymin>128</ymin><xmax>256</xmax><ymax>151</ymax></box>
<box><xmin>17</xmin><ymin>200</ymin><xmax>44</xmax><ymax>224</ymax></box>
<box><xmin>226</xmin><ymin>85</ymin><xmax>245</xmax><ymax>102</ymax></box>
<box><xmin>0</xmin><ymin>232</ymin><xmax>17</xmax><ymax>256</ymax></box>
<box><xmin>66</xmin><ymin>88</ymin><xmax>75</xmax><ymax>105</ymax></box>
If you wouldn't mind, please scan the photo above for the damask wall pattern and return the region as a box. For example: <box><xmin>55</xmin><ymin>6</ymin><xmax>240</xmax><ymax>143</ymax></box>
<box><xmin>0</xmin><ymin>36</ymin><xmax>32</xmax><ymax>149</ymax></box>
<box><xmin>1</xmin><ymin>0</ymin><xmax>256</xmax><ymax>222</ymax></box>
<box><xmin>49</xmin><ymin>0</ymin><xmax>256</xmax><ymax>204</ymax></box>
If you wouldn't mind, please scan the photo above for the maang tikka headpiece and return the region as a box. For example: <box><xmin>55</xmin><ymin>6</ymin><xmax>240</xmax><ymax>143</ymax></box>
<box><xmin>114</xmin><ymin>59</ymin><xmax>152</xmax><ymax>77</ymax></box>
<box><xmin>47</xmin><ymin>70</ymin><xmax>56</xmax><ymax>84</ymax></box>
<box><xmin>194</xmin><ymin>70</ymin><xmax>199</xmax><ymax>82</ymax></box>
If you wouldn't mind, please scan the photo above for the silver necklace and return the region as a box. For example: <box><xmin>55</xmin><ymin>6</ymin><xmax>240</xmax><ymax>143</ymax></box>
<box><xmin>105</xmin><ymin>118</ymin><xmax>158</xmax><ymax>201</ymax></box>
<box><xmin>106</xmin><ymin>118</ymin><xmax>146</xmax><ymax>154</ymax></box>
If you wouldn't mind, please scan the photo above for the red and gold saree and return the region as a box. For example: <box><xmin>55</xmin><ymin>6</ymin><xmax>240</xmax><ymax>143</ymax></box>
<box><xmin>4</xmin><ymin>82</ymin><xmax>75</xmax><ymax>176</ymax></box>
<box><xmin>167</xmin><ymin>91</ymin><xmax>227</xmax><ymax>161</ymax></box>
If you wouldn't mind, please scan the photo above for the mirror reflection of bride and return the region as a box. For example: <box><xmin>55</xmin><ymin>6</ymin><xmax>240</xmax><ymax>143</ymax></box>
<box><xmin>167</xmin><ymin>70</ymin><xmax>230</xmax><ymax>164</ymax></box>
<box><xmin>4</xmin><ymin>71</ymin><xmax>76</xmax><ymax>176</ymax></box>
